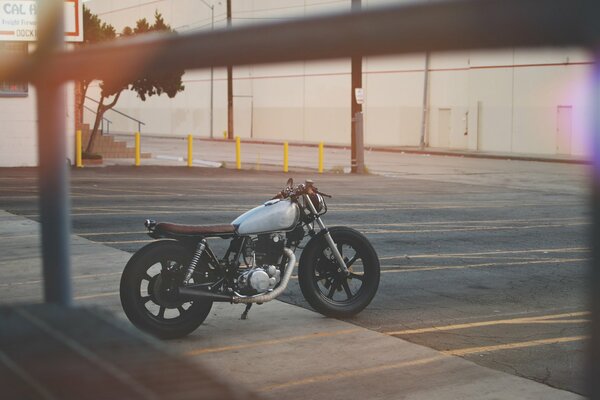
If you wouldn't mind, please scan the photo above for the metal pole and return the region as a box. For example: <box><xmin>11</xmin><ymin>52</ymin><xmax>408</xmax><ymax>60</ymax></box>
<box><xmin>35</xmin><ymin>0</ymin><xmax>72</xmax><ymax>306</ymax></box>
<box><xmin>354</xmin><ymin>112</ymin><xmax>365</xmax><ymax>174</ymax></box>
<box><xmin>227</xmin><ymin>0</ymin><xmax>234</xmax><ymax>140</ymax></box>
<box><xmin>350</xmin><ymin>0</ymin><xmax>363</xmax><ymax>174</ymax></box>
<box><xmin>210</xmin><ymin>5</ymin><xmax>214</xmax><ymax>139</ymax></box>
<box><xmin>419</xmin><ymin>52</ymin><xmax>430</xmax><ymax>149</ymax></box>
<box><xmin>201</xmin><ymin>0</ymin><xmax>215</xmax><ymax>138</ymax></box>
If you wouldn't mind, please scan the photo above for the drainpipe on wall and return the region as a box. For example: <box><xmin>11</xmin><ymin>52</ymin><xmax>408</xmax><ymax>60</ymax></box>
<box><xmin>419</xmin><ymin>52</ymin><xmax>430</xmax><ymax>149</ymax></box>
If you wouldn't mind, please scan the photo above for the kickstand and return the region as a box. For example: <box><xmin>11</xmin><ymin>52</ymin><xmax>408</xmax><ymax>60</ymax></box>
<box><xmin>241</xmin><ymin>304</ymin><xmax>252</xmax><ymax>320</ymax></box>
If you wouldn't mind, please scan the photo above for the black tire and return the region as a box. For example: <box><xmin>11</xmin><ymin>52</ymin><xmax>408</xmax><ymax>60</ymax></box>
<box><xmin>298</xmin><ymin>227</ymin><xmax>380</xmax><ymax>318</ymax></box>
<box><xmin>120</xmin><ymin>240</ymin><xmax>213</xmax><ymax>339</ymax></box>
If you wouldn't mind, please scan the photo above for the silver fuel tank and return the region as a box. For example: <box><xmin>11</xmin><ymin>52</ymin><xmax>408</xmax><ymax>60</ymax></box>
<box><xmin>232</xmin><ymin>199</ymin><xmax>300</xmax><ymax>235</ymax></box>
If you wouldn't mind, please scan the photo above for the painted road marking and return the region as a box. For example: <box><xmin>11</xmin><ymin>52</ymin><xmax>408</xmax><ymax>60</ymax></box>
<box><xmin>96</xmin><ymin>239</ymin><xmax>155</xmax><ymax>244</ymax></box>
<box><xmin>379</xmin><ymin>258</ymin><xmax>588</xmax><ymax>274</ymax></box>
<box><xmin>186</xmin><ymin>328</ymin><xmax>359</xmax><ymax>356</ymax></box>
<box><xmin>349</xmin><ymin>216</ymin><xmax>584</xmax><ymax>227</ymax></box>
<box><xmin>445</xmin><ymin>336</ymin><xmax>588</xmax><ymax>356</ymax></box>
<box><xmin>290</xmin><ymin>259</ymin><xmax>587</xmax><ymax>280</ymax></box>
<box><xmin>0</xmin><ymin>272</ymin><xmax>122</xmax><ymax>288</ymax></box>
<box><xmin>75</xmin><ymin>292</ymin><xmax>119</xmax><ymax>300</ymax></box>
<box><xmin>385</xmin><ymin>311</ymin><xmax>588</xmax><ymax>336</ymax></box>
<box><xmin>363</xmin><ymin>222</ymin><xmax>587</xmax><ymax>235</ymax></box>
<box><xmin>380</xmin><ymin>247</ymin><xmax>588</xmax><ymax>260</ymax></box>
<box><xmin>261</xmin><ymin>355</ymin><xmax>446</xmax><ymax>392</ymax></box>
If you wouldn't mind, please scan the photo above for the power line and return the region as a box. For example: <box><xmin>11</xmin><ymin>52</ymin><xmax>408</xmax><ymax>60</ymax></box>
<box><xmin>233</xmin><ymin>0</ymin><xmax>349</xmax><ymax>15</ymax></box>
<box><xmin>96</xmin><ymin>0</ymin><xmax>168</xmax><ymax>16</ymax></box>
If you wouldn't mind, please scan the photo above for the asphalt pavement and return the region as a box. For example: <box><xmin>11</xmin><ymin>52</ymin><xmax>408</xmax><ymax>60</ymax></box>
<box><xmin>0</xmin><ymin>147</ymin><xmax>590</xmax><ymax>398</ymax></box>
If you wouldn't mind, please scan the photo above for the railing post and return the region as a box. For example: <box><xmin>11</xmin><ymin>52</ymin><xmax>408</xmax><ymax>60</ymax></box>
<box><xmin>35</xmin><ymin>0</ymin><xmax>72</xmax><ymax>306</ymax></box>
<box><xmin>318</xmin><ymin>142</ymin><xmax>324</xmax><ymax>174</ymax></box>
<box><xmin>187</xmin><ymin>134</ymin><xmax>193</xmax><ymax>167</ymax></box>
<box><xmin>135</xmin><ymin>132</ymin><xmax>141</xmax><ymax>167</ymax></box>
<box><xmin>283</xmin><ymin>141</ymin><xmax>289</xmax><ymax>173</ymax></box>
<box><xmin>76</xmin><ymin>130</ymin><xmax>82</xmax><ymax>168</ymax></box>
<box><xmin>235</xmin><ymin>136</ymin><xmax>241</xmax><ymax>170</ymax></box>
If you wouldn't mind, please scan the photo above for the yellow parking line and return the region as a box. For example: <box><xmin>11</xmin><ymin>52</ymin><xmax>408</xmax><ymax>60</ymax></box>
<box><xmin>186</xmin><ymin>328</ymin><xmax>359</xmax><ymax>356</ymax></box>
<box><xmin>380</xmin><ymin>258</ymin><xmax>587</xmax><ymax>274</ymax></box>
<box><xmin>291</xmin><ymin>257</ymin><xmax>586</xmax><ymax>280</ymax></box>
<box><xmin>349</xmin><ymin>217</ymin><xmax>584</xmax><ymax>228</ymax></box>
<box><xmin>385</xmin><ymin>311</ymin><xmax>588</xmax><ymax>336</ymax></box>
<box><xmin>75</xmin><ymin>292</ymin><xmax>119</xmax><ymax>300</ymax></box>
<box><xmin>0</xmin><ymin>272</ymin><xmax>122</xmax><ymax>288</ymax></box>
<box><xmin>380</xmin><ymin>247</ymin><xmax>588</xmax><ymax>260</ymax></box>
<box><xmin>95</xmin><ymin>239</ymin><xmax>154</xmax><ymax>244</ymax></box>
<box><xmin>261</xmin><ymin>355</ymin><xmax>445</xmax><ymax>392</ymax></box>
<box><xmin>445</xmin><ymin>336</ymin><xmax>588</xmax><ymax>356</ymax></box>
<box><xmin>364</xmin><ymin>222</ymin><xmax>587</xmax><ymax>235</ymax></box>
<box><xmin>71</xmin><ymin>186</ymin><xmax>161</xmax><ymax>195</ymax></box>
<box><xmin>79</xmin><ymin>231</ymin><xmax>146</xmax><ymax>237</ymax></box>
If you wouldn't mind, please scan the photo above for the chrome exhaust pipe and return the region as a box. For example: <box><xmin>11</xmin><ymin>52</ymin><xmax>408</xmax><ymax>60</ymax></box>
<box><xmin>233</xmin><ymin>247</ymin><xmax>296</xmax><ymax>304</ymax></box>
<box><xmin>178</xmin><ymin>286</ymin><xmax>233</xmax><ymax>302</ymax></box>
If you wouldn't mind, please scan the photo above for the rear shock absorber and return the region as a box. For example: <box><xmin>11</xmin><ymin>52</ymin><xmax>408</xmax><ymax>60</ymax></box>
<box><xmin>183</xmin><ymin>239</ymin><xmax>207</xmax><ymax>283</ymax></box>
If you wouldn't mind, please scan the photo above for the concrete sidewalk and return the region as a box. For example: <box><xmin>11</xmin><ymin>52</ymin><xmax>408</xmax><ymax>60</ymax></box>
<box><xmin>0</xmin><ymin>209</ymin><xmax>582</xmax><ymax>399</ymax></box>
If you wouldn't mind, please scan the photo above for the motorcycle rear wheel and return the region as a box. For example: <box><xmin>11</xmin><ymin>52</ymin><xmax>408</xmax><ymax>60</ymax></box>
<box><xmin>120</xmin><ymin>240</ymin><xmax>212</xmax><ymax>339</ymax></box>
<box><xmin>298</xmin><ymin>227</ymin><xmax>380</xmax><ymax>318</ymax></box>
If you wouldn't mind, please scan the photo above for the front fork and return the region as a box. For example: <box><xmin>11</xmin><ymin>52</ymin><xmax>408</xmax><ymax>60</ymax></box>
<box><xmin>304</xmin><ymin>195</ymin><xmax>350</xmax><ymax>276</ymax></box>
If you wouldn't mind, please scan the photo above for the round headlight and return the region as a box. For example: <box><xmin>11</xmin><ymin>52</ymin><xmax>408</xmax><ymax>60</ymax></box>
<box><xmin>309</xmin><ymin>193</ymin><xmax>324</xmax><ymax>213</ymax></box>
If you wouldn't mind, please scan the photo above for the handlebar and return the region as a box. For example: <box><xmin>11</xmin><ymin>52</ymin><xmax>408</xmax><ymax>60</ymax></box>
<box><xmin>272</xmin><ymin>179</ymin><xmax>331</xmax><ymax>200</ymax></box>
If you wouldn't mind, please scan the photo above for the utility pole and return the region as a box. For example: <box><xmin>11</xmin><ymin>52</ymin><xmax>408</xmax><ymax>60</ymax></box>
<box><xmin>419</xmin><ymin>52</ymin><xmax>430</xmax><ymax>149</ymax></box>
<box><xmin>227</xmin><ymin>0</ymin><xmax>234</xmax><ymax>140</ymax></box>
<box><xmin>351</xmin><ymin>0</ymin><xmax>364</xmax><ymax>173</ymax></box>
<box><xmin>200</xmin><ymin>0</ymin><xmax>214</xmax><ymax>138</ymax></box>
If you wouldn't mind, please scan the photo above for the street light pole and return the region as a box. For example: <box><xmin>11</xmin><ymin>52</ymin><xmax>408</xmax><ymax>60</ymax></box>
<box><xmin>200</xmin><ymin>0</ymin><xmax>214</xmax><ymax>138</ymax></box>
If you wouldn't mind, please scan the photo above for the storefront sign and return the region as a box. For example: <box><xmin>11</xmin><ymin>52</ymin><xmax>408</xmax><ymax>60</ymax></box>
<box><xmin>0</xmin><ymin>0</ymin><xmax>83</xmax><ymax>42</ymax></box>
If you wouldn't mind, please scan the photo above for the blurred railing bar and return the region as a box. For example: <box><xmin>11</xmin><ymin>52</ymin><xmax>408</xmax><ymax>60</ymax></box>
<box><xmin>1</xmin><ymin>0</ymin><xmax>599</xmax><ymax>84</ymax></box>
<box><xmin>35</xmin><ymin>1</ymin><xmax>72</xmax><ymax>306</ymax></box>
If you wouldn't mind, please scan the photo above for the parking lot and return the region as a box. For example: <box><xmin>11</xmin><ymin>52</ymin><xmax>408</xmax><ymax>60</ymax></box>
<box><xmin>0</xmin><ymin>152</ymin><xmax>589</xmax><ymax>397</ymax></box>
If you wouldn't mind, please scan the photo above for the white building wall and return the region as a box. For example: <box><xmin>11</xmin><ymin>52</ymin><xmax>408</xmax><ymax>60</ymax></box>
<box><xmin>0</xmin><ymin>43</ymin><xmax>75</xmax><ymax>167</ymax></box>
<box><xmin>83</xmin><ymin>0</ymin><xmax>594</xmax><ymax>159</ymax></box>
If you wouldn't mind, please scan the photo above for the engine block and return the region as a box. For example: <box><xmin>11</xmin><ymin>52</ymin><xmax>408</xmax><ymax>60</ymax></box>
<box><xmin>237</xmin><ymin>265</ymin><xmax>281</xmax><ymax>295</ymax></box>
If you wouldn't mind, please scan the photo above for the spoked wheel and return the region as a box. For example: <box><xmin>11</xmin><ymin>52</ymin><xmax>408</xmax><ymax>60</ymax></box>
<box><xmin>298</xmin><ymin>227</ymin><xmax>380</xmax><ymax>318</ymax></box>
<box><xmin>120</xmin><ymin>240</ymin><xmax>213</xmax><ymax>339</ymax></box>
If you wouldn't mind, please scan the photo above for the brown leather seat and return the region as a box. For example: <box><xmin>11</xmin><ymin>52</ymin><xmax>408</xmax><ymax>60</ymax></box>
<box><xmin>155</xmin><ymin>222</ymin><xmax>236</xmax><ymax>237</ymax></box>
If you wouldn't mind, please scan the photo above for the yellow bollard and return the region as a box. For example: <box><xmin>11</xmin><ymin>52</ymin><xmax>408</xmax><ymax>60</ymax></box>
<box><xmin>75</xmin><ymin>130</ymin><xmax>83</xmax><ymax>168</ymax></box>
<box><xmin>283</xmin><ymin>141</ymin><xmax>289</xmax><ymax>173</ymax></box>
<box><xmin>223</xmin><ymin>130</ymin><xmax>228</xmax><ymax>140</ymax></box>
<box><xmin>135</xmin><ymin>132</ymin><xmax>141</xmax><ymax>167</ymax></box>
<box><xmin>187</xmin><ymin>134</ymin><xmax>193</xmax><ymax>167</ymax></box>
<box><xmin>318</xmin><ymin>142</ymin><xmax>324</xmax><ymax>174</ymax></box>
<box><xmin>235</xmin><ymin>136</ymin><xmax>241</xmax><ymax>170</ymax></box>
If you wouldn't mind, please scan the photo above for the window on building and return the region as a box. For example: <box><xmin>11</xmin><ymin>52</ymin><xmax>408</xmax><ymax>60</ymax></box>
<box><xmin>0</xmin><ymin>42</ymin><xmax>28</xmax><ymax>97</ymax></box>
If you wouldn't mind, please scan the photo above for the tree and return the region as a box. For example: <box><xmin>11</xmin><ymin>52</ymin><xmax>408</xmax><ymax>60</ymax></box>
<box><xmin>82</xmin><ymin>10</ymin><xmax>185</xmax><ymax>154</ymax></box>
<box><xmin>76</xmin><ymin>7</ymin><xmax>116</xmax><ymax>132</ymax></box>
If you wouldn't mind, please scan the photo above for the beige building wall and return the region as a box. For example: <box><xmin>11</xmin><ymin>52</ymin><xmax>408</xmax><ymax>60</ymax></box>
<box><xmin>84</xmin><ymin>0</ymin><xmax>593</xmax><ymax>159</ymax></box>
<box><xmin>0</xmin><ymin>43</ymin><xmax>75</xmax><ymax>167</ymax></box>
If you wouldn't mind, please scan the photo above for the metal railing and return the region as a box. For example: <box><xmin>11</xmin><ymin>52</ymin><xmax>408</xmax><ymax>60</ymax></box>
<box><xmin>82</xmin><ymin>104</ymin><xmax>112</xmax><ymax>134</ymax></box>
<box><xmin>0</xmin><ymin>0</ymin><xmax>599</xmax><ymax>395</ymax></box>
<box><xmin>85</xmin><ymin>95</ymin><xmax>145</xmax><ymax>134</ymax></box>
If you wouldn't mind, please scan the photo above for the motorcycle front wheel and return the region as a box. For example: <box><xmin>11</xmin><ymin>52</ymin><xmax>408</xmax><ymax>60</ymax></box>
<box><xmin>298</xmin><ymin>227</ymin><xmax>380</xmax><ymax>318</ymax></box>
<box><xmin>120</xmin><ymin>240</ymin><xmax>213</xmax><ymax>339</ymax></box>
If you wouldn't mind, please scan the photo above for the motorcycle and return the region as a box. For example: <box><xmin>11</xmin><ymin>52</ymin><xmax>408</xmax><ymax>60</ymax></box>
<box><xmin>120</xmin><ymin>178</ymin><xmax>380</xmax><ymax>339</ymax></box>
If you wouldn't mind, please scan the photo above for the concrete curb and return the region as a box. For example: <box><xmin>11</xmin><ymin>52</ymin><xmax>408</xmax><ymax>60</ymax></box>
<box><xmin>110</xmin><ymin>133</ymin><xmax>588</xmax><ymax>165</ymax></box>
